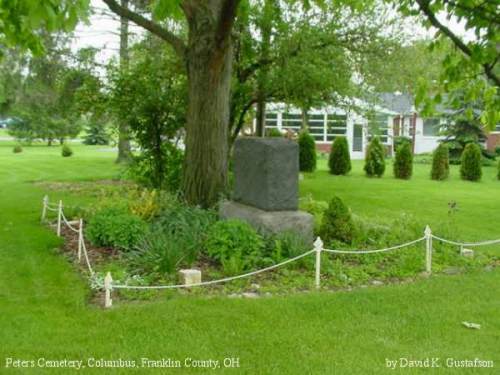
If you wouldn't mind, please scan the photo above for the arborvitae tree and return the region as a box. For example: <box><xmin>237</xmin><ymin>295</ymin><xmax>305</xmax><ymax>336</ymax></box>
<box><xmin>460</xmin><ymin>143</ymin><xmax>482</xmax><ymax>181</ymax></box>
<box><xmin>394</xmin><ymin>142</ymin><xmax>413</xmax><ymax>179</ymax></box>
<box><xmin>364</xmin><ymin>137</ymin><xmax>385</xmax><ymax>177</ymax></box>
<box><xmin>431</xmin><ymin>143</ymin><xmax>449</xmax><ymax>180</ymax></box>
<box><xmin>298</xmin><ymin>131</ymin><xmax>317</xmax><ymax>172</ymax></box>
<box><xmin>319</xmin><ymin>196</ymin><xmax>355</xmax><ymax>244</ymax></box>
<box><xmin>328</xmin><ymin>137</ymin><xmax>351</xmax><ymax>175</ymax></box>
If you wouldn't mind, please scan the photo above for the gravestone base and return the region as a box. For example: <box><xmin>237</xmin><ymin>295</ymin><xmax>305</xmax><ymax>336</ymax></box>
<box><xmin>220</xmin><ymin>201</ymin><xmax>314</xmax><ymax>243</ymax></box>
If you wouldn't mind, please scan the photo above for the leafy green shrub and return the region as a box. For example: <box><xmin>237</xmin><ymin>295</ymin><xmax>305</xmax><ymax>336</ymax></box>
<box><xmin>86</xmin><ymin>207</ymin><xmax>148</xmax><ymax>251</ymax></box>
<box><xmin>61</xmin><ymin>144</ymin><xmax>73</xmax><ymax>157</ymax></box>
<box><xmin>127</xmin><ymin>144</ymin><xmax>183</xmax><ymax>192</ymax></box>
<box><xmin>329</xmin><ymin>137</ymin><xmax>351</xmax><ymax>175</ymax></box>
<box><xmin>12</xmin><ymin>145</ymin><xmax>23</xmax><ymax>153</ymax></box>
<box><xmin>319</xmin><ymin>196</ymin><xmax>355</xmax><ymax>245</ymax></box>
<box><xmin>266</xmin><ymin>128</ymin><xmax>283</xmax><ymax>137</ymax></box>
<box><xmin>364</xmin><ymin>137</ymin><xmax>385</xmax><ymax>177</ymax></box>
<box><xmin>155</xmin><ymin>202</ymin><xmax>216</xmax><ymax>264</ymax></box>
<box><xmin>460</xmin><ymin>143</ymin><xmax>482</xmax><ymax>181</ymax></box>
<box><xmin>127</xmin><ymin>189</ymin><xmax>163</xmax><ymax>221</ymax></box>
<box><xmin>495</xmin><ymin>146</ymin><xmax>500</xmax><ymax>157</ymax></box>
<box><xmin>205</xmin><ymin>219</ymin><xmax>264</xmax><ymax>275</ymax></box>
<box><xmin>394</xmin><ymin>141</ymin><xmax>413</xmax><ymax>179</ymax></box>
<box><xmin>498</xmin><ymin>160</ymin><xmax>500</xmax><ymax>181</ymax></box>
<box><xmin>264</xmin><ymin>231</ymin><xmax>311</xmax><ymax>268</ymax></box>
<box><xmin>298</xmin><ymin>131</ymin><xmax>316</xmax><ymax>172</ymax></box>
<box><xmin>431</xmin><ymin>143</ymin><xmax>449</xmax><ymax>180</ymax></box>
<box><xmin>300</xmin><ymin>194</ymin><xmax>328</xmax><ymax>232</ymax></box>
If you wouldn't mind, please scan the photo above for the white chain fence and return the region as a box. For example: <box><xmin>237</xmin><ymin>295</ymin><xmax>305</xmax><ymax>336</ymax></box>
<box><xmin>41</xmin><ymin>196</ymin><xmax>499</xmax><ymax>308</ymax></box>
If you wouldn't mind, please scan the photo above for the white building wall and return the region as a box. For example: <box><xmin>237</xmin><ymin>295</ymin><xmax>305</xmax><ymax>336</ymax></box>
<box><xmin>413</xmin><ymin>117</ymin><xmax>445</xmax><ymax>154</ymax></box>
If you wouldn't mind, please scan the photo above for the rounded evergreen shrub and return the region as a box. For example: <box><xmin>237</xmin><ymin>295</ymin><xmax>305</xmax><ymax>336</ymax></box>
<box><xmin>13</xmin><ymin>145</ymin><xmax>23</xmax><ymax>153</ymax></box>
<box><xmin>61</xmin><ymin>144</ymin><xmax>73</xmax><ymax>157</ymax></box>
<box><xmin>298</xmin><ymin>131</ymin><xmax>317</xmax><ymax>172</ymax></box>
<box><xmin>394</xmin><ymin>141</ymin><xmax>413</xmax><ymax>179</ymax></box>
<box><xmin>319</xmin><ymin>196</ymin><xmax>355</xmax><ymax>244</ymax></box>
<box><xmin>431</xmin><ymin>143</ymin><xmax>449</xmax><ymax>180</ymax></box>
<box><xmin>364</xmin><ymin>137</ymin><xmax>385</xmax><ymax>177</ymax></box>
<box><xmin>460</xmin><ymin>143</ymin><xmax>482</xmax><ymax>181</ymax></box>
<box><xmin>205</xmin><ymin>219</ymin><xmax>264</xmax><ymax>275</ymax></box>
<box><xmin>328</xmin><ymin>136</ymin><xmax>351</xmax><ymax>175</ymax></box>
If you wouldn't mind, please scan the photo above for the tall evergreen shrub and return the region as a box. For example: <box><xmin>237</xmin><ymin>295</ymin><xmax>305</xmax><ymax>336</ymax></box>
<box><xmin>328</xmin><ymin>137</ymin><xmax>351</xmax><ymax>175</ymax></box>
<box><xmin>460</xmin><ymin>143</ymin><xmax>482</xmax><ymax>181</ymax></box>
<box><xmin>364</xmin><ymin>137</ymin><xmax>385</xmax><ymax>177</ymax></box>
<box><xmin>431</xmin><ymin>143</ymin><xmax>449</xmax><ymax>180</ymax></box>
<box><xmin>298</xmin><ymin>131</ymin><xmax>317</xmax><ymax>172</ymax></box>
<box><xmin>394</xmin><ymin>142</ymin><xmax>413</xmax><ymax>179</ymax></box>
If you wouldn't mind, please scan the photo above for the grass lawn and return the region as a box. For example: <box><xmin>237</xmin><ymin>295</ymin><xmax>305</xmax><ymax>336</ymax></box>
<box><xmin>0</xmin><ymin>128</ymin><xmax>11</xmax><ymax>138</ymax></box>
<box><xmin>302</xmin><ymin>157</ymin><xmax>500</xmax><ymax>241</ymax></box>
<box><xmin>0</xmin><ymin>143</ymin><xmax>499</xmax><ymax>374</ymax></box>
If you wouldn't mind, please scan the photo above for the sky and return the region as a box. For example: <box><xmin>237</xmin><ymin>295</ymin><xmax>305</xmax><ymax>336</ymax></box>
<box><xmin>72</xmin><ymin>0</ymin><xmax>473</xmax><ymax>65</ymax></box>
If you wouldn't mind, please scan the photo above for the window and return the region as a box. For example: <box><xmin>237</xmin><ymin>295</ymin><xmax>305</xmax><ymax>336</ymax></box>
<box><xmin>264</xmin><ymin>113</ymin><xmax>278</xmax><ymax>128</ymax></box>
<box><xmin>423</xmin><ymin>118</ymin><xmax>440</xmax><ymax>136</ymax></box>
<box><xmin>495</xmin><ymin>124</ymin><xmax>500</xmax><ymax>132</ymax></box>
<box><xmin>326</xmin><ymin>114</ymin><xmax>347</xmax><ymax>141</ymax></box>
<box><xmin>281</xmin><ymin>112</ymin><xmax>301</xmax><ymax>130</ymax></box>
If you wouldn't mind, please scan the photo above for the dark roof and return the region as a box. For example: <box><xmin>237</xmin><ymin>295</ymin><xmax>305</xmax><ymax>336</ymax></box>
<box><xmin>378</xmin><ymin>93</ymin><xmax>414</xmax><ymax>114</ymax></box>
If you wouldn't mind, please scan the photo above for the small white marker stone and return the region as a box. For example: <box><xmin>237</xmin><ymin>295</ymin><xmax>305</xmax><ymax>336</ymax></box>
<box><xmin>462</xmin><ymin>248</ymin><xmax>474</xmax><ymax>257</ymax></box>
<box><xmin>179</xmin><ymin>269</ymin><xmax>201</xmax><ymax>286</ymax></box>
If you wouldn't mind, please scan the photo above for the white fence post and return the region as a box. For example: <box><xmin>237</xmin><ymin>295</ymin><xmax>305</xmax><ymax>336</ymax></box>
<box><xmin>314</xmin><ymin>237</ymin><xmax>323</xmax><ymax>289</ymax></box>
<box><xmin>104</xmin><ymin>272</ymin><xmax>113</xmax><ymax>308</ymax></box>
<box><xmin>425</xmin><ymin>225</ymin><xmax>432</xmax><ymax>274</ymax></box>
<box><xmin>77</xmin><ymin>219</ymin><xmax>83</xmax><ymax>262</ymax></box>
<box><xmin>56</xmin><ymin>200</ymin><xmax>63</xmax><ymax>237</ymax></box>
<box><xmin>41</xmin><ymin>195</ymin><xmax>48</xmax><ymax>222</ymax></box>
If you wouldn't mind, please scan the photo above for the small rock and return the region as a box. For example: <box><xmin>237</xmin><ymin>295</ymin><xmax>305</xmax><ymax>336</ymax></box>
<box><xmin>178</xmin><ymin>269</ymin><xmax>201</xmax><ymax>286</ymax></box>
<box><xmin>462</xmin><ymin>321</ymin><xmax>481</xmax><ymax>330</ymax></box>
<box><xmin>461</xmin><ymin>248</ymin><xmax>474</xmax><ymax>257</ymax></box>
<box><xmin>251</xmin><ymin>283</ymin><xmax>260</xmax><ymax>290</ymax></box>
<box><xmin>443</xmin><ymin>267</ymin><xmax>461</xmax><ymax>275</ymax></box>
<box><xmin>371</xmin><ymin>280</ymin><xmax>384</xmax><ymax>286</ymax></box>
<box><xmin>242</xmin><ymin>292</ymin><xmax>259</xmax><ymax>298</ymax></box>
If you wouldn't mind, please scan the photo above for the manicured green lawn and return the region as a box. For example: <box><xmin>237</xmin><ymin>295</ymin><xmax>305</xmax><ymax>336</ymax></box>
<box><xmin>0</xmin><ymin>143</ymin><xmax>499</xmax><ymax>374</ymax></box>
<box><xmin>302</xmin><ymin>157</ymin><xmax>500</xmax><ymax>241</ymax></box>
<box><xmin>0</xmin><ymin>128</ymin><xmax>11</xmax><ymax>137</ymax></box>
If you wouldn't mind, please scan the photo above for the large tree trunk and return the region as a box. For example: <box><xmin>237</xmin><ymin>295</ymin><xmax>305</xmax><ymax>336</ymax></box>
<box><xmin>254</xmin><ymin>2</ymin><xmax>272</xmax><ymax>137</ymax></box>
<box><xmin>116</xmin><ymin>0</ymin><xmax>132</xmax><ymax>164</ymax></box>
<box><xmin>255</xmin><ymin>97</ymin><xmax>266</xmax><ymax>136</ymax></box>
<box><xmin>182</xmin><ymin>6</ymin><xmax>233</xmax><ymax>208</ymax></box>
